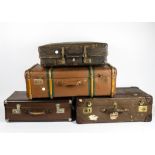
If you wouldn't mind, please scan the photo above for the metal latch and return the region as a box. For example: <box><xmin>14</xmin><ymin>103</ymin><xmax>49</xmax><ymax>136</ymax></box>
<box><xmin>138</xmin><ymin>100</ymin><xmax>147</xmax><ymax>112</ymax></box>
<box><xmin>12</xmin><ymin>104</ymin><xmax>21</xmax><ymax>114</ymax></box>
<box><xmin>56</xmin><ymin>104</ymin><xmax>65</xmax><ymax>114</ymax></box>
<box><xmin>83</xmin><ymin>101</ymin><xmax>92</xmax><ymax>114</ymax></box>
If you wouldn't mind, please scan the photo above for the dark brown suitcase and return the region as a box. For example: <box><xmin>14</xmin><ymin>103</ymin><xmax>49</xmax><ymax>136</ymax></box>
<box><xmin>38</xmin><ymin>42</ymin><xmax>108</xmax><ymax>67</ymax></box>
<box><xmin>25</xmin><ymin>64</ymin><xmax>117</xmax><ymax>99</ymax></box>
<box><xmin>76</xmin><ymin>87</ymin><xmax>153</xmax><ymax>124</ymax></box>
<box><xmin>4</xmin><ymin>91</ymin><xmax>74</xmax><ymax>122</ymax></box>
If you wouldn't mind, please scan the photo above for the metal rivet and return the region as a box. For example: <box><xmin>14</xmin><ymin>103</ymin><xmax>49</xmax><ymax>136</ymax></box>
<box><xmin>68</xmin><ymin>118</ymin><xmax>72</xmax><ymax>122</ymax></box>
<box><xmin>42</xmin><ymin>87</ymin><xmax>46</xmax><ymax>91</ymax></box>
<box><xmin>55</xmin><ymin>50</ymin><xmax>59</xmax><ymax>54</ymax></box>
<box><xmin>79</xmin><ymin>99</ymin><xmax>83</xmax><ymax>102</ymax></box>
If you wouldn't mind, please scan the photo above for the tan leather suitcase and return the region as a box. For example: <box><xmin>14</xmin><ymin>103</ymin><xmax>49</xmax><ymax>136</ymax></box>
<box><xmin>4</xmin><ymin>91</ymin><xmax>74</xmax><ymax>122</ymax></box>
<box><xmin>76</xmin><ymin>87</ymin><xmax>153</xmax><ymax>124</ymax></box>
<box><xmin>25</xmin><ymin>64</ymin><xmax>117</xmax><ymax>99</ymax></box>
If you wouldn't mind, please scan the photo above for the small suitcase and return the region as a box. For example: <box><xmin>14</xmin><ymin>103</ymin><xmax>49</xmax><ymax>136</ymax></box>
<box><xmin>25</xmin><ymin>64</ymin><xmax>117</xmax><ymax>99</ymax></box>
<box><xmin>4</xmin><ymin>91</ymin><xmax>74</xmax><ymax>122</ymax></box>
<box><xmin>76</xmin><ymin>87</ymin><xmax>153</xmax><ymax>124</ymax></box>
<box><xmin>38</xmin><ymin>42</ymin><xmax>108</xmax><ymax>67</ymax></box>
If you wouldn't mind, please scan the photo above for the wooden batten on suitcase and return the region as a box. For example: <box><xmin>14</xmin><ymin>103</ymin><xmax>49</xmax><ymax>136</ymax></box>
<box><xmin>4</xmin><ymin>91</ymin><xmax>74</xmax><ymax>122</ymax></box>
<box><xmin>25</xmin><ymin>64</ymin><xmax>117</xmax><ymax>99</ymax></box>
<box><xmin>76</xmin><ymin>87</ymin><xmax>153</xmax><ymax>124</ymax></box>
<box><xmin>38</xmin><ymin>42</ymin><xmax>108</xmax><ymax>67</ymax></box>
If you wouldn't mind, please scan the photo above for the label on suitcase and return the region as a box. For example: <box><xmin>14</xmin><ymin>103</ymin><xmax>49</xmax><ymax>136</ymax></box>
<box><xmin>25</xmin><ymin>64</ymin><xmax>117</xmax><ymax>99</ymax></box>
<box><xmin>4</xmin><ymin>91</ymin><xmax>73</xmax><ymax>122</ymax></box>
<box><xmin>76</xmin><ymin>87</ymin><xmax>153</xmax><ymax>124</ymax></box>
<box><xmin>38</xmin><ymin>42</ymin><xmax>108</xmax><ymax>67</ymax></box>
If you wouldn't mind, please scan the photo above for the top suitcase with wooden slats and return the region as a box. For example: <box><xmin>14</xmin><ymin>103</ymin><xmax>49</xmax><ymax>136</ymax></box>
<box><xmin>38</xmin><ymin>42</ymin><xmax>108</xmax><ymax>67</ymax></box>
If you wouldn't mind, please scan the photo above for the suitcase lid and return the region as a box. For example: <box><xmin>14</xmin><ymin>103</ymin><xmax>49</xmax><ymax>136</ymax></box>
<box><xmin>4</xmin><ymin>91</ymin><xmax>71</xmax><ymax>104</ymax></box>
<box><xmin>77</xmin><ymin>87</ymin><xmax>152</xmax><ymax>107</ymax></box>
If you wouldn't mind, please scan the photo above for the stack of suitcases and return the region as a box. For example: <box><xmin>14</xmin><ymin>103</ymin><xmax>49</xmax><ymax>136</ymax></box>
<box><xmin>4</xmin><ymin>42</ymin><xmax>153</xmax><ymax>123</ymax></box>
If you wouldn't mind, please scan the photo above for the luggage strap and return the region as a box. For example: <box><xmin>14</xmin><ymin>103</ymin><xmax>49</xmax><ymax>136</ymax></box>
<box><xmin>48</xmin><ymin>68</ymin><xmax>54</xmax><ymax>98</ymax></box>
<box><xmin>111</xmin><ymin>66</ymin><xmax>116</xmax><ymax>97</ymax></box>
<box><xmin>89</xmin><ymin>66</ymin><xmax>94</xmax><ymax>97</ymax></box>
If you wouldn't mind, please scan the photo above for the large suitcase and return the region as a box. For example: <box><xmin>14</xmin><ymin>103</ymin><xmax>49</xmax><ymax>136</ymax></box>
<box><xmin>4</xmin><ymin>91</ymin><xmax>74</xmax><ymax>122</ymax></box>
<box><xmin>76</xmin><ymin>87</ymin><xmax>153</xmax><ymax>124</ymax></box>
<box><xmin>25</xmin><ymin>64</ymin><xmax>117</xmax><ymax>99</ymax></box>
<box><xmin>38</xmin><ymin>42</ymin><xmax>108</xmax><ymax>67</ymax></box>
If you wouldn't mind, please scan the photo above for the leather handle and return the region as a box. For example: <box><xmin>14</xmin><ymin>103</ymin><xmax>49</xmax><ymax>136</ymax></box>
<box><xmin>56</xmin><ymin>80</ymin><xmax>85</xmax><ymax>87</ymax></box>
<box><xmin>26</xmin><ymin>110</ymin><xmax>51</xmax><ymax>115</ymax></box>
<box><xmin>100</xmin><ymin>107</ymin><xmax>129</xmax><ymax>113</ymax></box>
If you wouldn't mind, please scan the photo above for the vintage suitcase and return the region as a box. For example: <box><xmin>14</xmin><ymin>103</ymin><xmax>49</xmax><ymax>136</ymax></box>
<box><xmin>4</xmin><ymin>91</ymin><xmax>74</xmax><ymax>122</ymax></box>
<box><xmin>38</xmin><ymin>42</ymin><xmax>108</xmax><ymax>67</ymax></box>
<box><xmin>25</xmin><ymin>64</ymin><xmax>117</xmax><ymax>99</ymax></box>
<box><xmin>76</xmin><ymin>87</ymin><xmax>153</xmax><ymax>124</ymax></box>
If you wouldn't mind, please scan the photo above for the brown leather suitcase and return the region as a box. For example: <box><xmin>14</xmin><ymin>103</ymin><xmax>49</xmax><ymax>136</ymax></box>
<box><xmin>38</xmin><ymin>42</ymin><xmax>108</xmax><ymax>67</ymax></box>
<box><xmin>76</xmin><ymin>87</ymin><xmax>153</xmax><ymax>124</ymax></box>
<box><xmin>25</xmin><ymin>64</ymin><xmax>117</xmax><ymax>99</ymax></box>
<box><xmin>4</xmin><ymin>91</ymin><xmax>74</xmax><ymax>122</ymax></box>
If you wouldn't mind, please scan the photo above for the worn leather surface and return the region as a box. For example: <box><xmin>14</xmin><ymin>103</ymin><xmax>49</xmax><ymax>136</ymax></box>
<box><xmin>25</xmin><ymin>64</ymin><xmax>117</xmax><ymax>99</ymax></box>
<box><xmin>76</xmin><ymin>87</ymin><xmax>153</xmax><ymax>124</ymax></box>
<box><xmin>4</xmin><ymin>91</ymin><xmax>73</xmax><ymax>122</ymax></box>
<box><xmin>38</xmin><ymin>42</ymin><xmax>108</xmax><ymax>67</ymax></box>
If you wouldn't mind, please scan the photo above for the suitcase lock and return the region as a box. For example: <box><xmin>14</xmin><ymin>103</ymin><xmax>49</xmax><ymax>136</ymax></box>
<box><xmin>83</xmin><ymin>101</ymin><xmax>92</xmax><ymax>114</ymax></box>
<box><xmin>12</xmin><ymin>104</ymin><xmax>21</xmax><ymax>114</ymax></box>
<box><xmin>138</xmin><ymin>100</ymin><xmax>147</xmax><ymax>112</ymax></box>
<box><xmin>56</xmin><ymin>104</ymin><xmax>65</xmax><ymax>114</ymax></box>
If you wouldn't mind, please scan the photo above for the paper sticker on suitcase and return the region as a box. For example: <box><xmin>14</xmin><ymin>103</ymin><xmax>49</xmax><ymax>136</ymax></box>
<box><xmin>25</xmin><ymin>64</ymin><xmax>117</xmax><ymax>99</ymax></box>
<box><xmin>38</xmin><ymin>42</ymin><xmax>108</xmax><ymax>67</ymax></box>
<box><xmin>4</xmin><ymin>91</ymin><xmax>74</xmax><ymax>122</ymax></box>
<box><xmin>76</xmin><ymin>87</ymin><xmax>153</xmax><ymax>124</ymax></box>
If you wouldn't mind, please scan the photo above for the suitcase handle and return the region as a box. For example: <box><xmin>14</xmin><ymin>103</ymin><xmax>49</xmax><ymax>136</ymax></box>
<box><xmin>101</xmin><ymin>108</ymin><xmax>129</xmax><ymax>113</ymax></box>
<box><xmin>56</xmin><ymin>80</ymin><xmax>85</xmax><ymax>87</ymax></box>
<box><xmin>26</xmin><ymin>110</ymin><xmax>51</xmax><ymax>115</ymax></box>
<box><xmin>100</xmin><ymin>102</ymin><xmax>129</xmax><ymax>114</ymax></box>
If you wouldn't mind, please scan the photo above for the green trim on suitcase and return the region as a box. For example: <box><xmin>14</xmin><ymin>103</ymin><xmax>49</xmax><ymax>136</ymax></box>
<box><xmin>46</xmin><ymin>69</ymin><xmax>50</xmax><ymax>97</ymax></box>
<box><xmin>51</xmin><ymin>68</ymin><xmax>54</xmax><ymax>97</ymax></box>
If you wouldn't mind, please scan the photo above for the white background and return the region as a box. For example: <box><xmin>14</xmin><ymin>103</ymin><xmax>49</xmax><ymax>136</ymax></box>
<box><xmin>0</xmin><ymin>0</ymin><xmax>155</xmax><ymax>155</ymax></box>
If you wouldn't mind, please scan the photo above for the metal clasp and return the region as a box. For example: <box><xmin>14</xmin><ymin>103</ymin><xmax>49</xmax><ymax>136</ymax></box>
<box><xmin>83</xmin><ymin>101</ymin><xmax>92</xmax><ymax>114</ymax></box>
<box><xmin>83</xmin><ymin>46</ymin><xmax>91</xmax><ymax>63</ymax></box>
<box><xmin>56</xmin><ymin>104</ymin><xmax>65</xmax><ymax>114</ymax></box>
<box><xmin>138</xmin><ymin>100</ymin><xmax>147</xmax><ymax>112</ymax></box>
<box><xmin>12</xmin><ymin>104</ymin><xmax>21</xmax><ymax>114</ymax></box>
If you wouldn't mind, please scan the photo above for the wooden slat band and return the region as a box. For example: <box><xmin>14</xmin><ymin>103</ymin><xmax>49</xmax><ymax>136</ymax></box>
<box><xmin>90</xmin><ymin>66</ymin><xmax>94</xmax><ymax>97</ymax></box>
<box><xmin>111</xmin><ymin>67</ymin><xmax>116</xmax><ymax>97</ymax></box>
<box><xmin>48</xmin><ymin>68</ymin><xmax>53</xmax><ymax>98</ymax></box>
<box><xmin>26</xmin><ymin>71</ymin><xmax>32</xmax><ymax>99</ymax></box>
